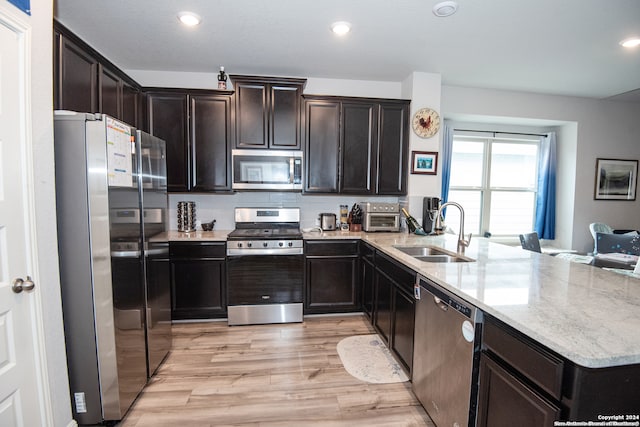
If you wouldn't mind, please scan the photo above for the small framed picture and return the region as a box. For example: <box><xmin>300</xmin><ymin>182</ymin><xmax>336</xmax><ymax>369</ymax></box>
<box><xmin>594</xmin><ymin>158</ymin><xmax>638</xmax><ymax>200</ymax></box>
<box><xmin>411</xmin><ymin>151</ymin><xmax>438</xmax><ymax>175</ymax></box>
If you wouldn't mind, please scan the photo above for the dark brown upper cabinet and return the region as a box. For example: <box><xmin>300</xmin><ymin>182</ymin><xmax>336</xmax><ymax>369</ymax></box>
<box><xmin>304</xmin><ymin>99</ymin><xmax>341</xmax><ymax>193</ymax></box>
<box><xmin>340</xmin><ymin>101</ymin><xmax>379</xmax><ymax>194</ymax></box>
<box><xmin>303</xmin><ymin>95</ymin><xmax>409</xmax><ymax>195</ymax></box>
<box><xmin>147</xmin><ymin>92</ymin><xmax>190</xmax><ymax>192</ymax></box>
<box><xmin>146</xmin><ymin>89</ymin><xmax>233</xmax><ymax>193</ymax></box>
<box><xmin>190</xmin><ymin>94</ymin><xmax>234</xmax><ymax>192</ymax></box>
<box><xmin>55</xmin><ymin>31</ymin><xmax>98</xmax><ymax>113</ymax></box>
<box><xmin>377</xmin><ymin>102</ymin><xmax>410</xmax><ymax>195</ymax></box>
<box><xmin>99</xmin><ymin>64</ymin><xmax>121</xmax><ymax>119</ymax></box>
<box><xmin>54</xmin><ymin>22</ymin><xmax>140</xmax><ymax>127</ymax></box>
<box><xmin>121</xmin><ymin>81</ymin><xmax>140</xmax><ymax>128</ymax></box>
<box><xmin>230</xmin><ymin>75</ymin><xmax>306</xmax><ymax>150</ymax></box>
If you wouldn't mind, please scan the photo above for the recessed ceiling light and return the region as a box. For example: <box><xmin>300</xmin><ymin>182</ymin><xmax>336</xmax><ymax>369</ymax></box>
<box><xmin>331</xmin><ymin>21</ymin><xmax>351</xmax><ymax>36</ymax></box>
<box><xmin>432</xmin><ymin>1</ymin><xmax>458</xmax><ymax>17</ymax></box>
<box><xmin>178</xmin><ymin>12</ymin><xmax>201</xmax><ymax>27</ymax></box>
<box><xmin>620</xmin><ymin>37</ymin><xmax>640</xmax><ymax>48</ymax></box>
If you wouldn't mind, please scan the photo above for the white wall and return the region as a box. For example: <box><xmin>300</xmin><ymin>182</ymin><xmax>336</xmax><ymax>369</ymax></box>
<box><xmin>32</xmin><ymin>0</ymin><xmax>74</xmax><ymax>425</ymax></box>
<box><xmin>126</xmin><ymin>70</ymin><xmax>404</xmax><ymax>99</ymax></box>
<box><xmin>400</xmin><ymin>72</ymin><xmax>442</xmax><ymax>223</ymax></box>
<box><xmin>555</xmin><ymin>122</ymin><xmax>578</xmax><ymax>250</ymax></box>
<box><xmin>441</xmin><ymin>85</ymin><xmax>640</xmax><ymax>252</ymax></box>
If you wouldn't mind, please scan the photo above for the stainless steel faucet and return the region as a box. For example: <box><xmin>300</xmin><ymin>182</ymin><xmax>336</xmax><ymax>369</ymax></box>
<box><xmin>434</xmin><ymin>201</ymin><xmax>472</xmax><ymax>252</ymax></box>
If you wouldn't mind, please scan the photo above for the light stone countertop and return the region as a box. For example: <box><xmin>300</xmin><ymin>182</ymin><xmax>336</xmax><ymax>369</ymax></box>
<box><xmin>361</xmin><ymin>233</ymin><xmax>640</xmax><ymax>369</ymax></box>
<box><xmin>163</xmin><ymin>230</ymin><xmax>231</xmax><ymax>242</ymax></box>
<box><xmin>159</xmin><ymin>229</ymin><xmax>640</xmax><ymax>368</ymax></box>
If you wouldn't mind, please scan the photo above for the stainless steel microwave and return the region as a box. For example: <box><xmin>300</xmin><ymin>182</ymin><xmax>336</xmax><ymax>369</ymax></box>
<box><xmin>232</xmin><ymin>149</ymin><xmax>303</xmax><ymax>191</ymax></box>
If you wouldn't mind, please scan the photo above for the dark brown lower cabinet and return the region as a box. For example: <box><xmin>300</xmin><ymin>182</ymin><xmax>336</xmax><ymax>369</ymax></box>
<box><xmin>373</xmin><ymin>271</ymin><xmax>392</xmax><ymax>344</ymax></box>
<box><xmin>304</xmin><ymin>240</ymin><xmax>360</xmax><ymax>314</ymax></box>
<box><xmin>360</xmin><ymin>252</ymin><xmax>375</xmax><ymax>319</ymax></box>
<box><xmin>170</xmin><ymin>242</ymin><xmax>226</xmax><ymax>319</ymax></box>
<box><xmin>391</xmin><ymin>287</ymin><xmax>415</xmax><ymax>374</ymax></box>
<box><xmin>563</xmin><ymin>362</ymin><xmax>640</xmax><ymax>419</ymax></box>
<box><xmin>477</xmin><ymin>353</ymin><xmax>560</xmax><ymax>427</ymax></box>
<box><xmin>479</xmin><ymin>314</ymin><xmax>640</xmax><ymax>422</ymax></box>
<box><xmin>373</xmin><ymin>252</ymin><xmax>416</xmax><ymax>374</ymax></box>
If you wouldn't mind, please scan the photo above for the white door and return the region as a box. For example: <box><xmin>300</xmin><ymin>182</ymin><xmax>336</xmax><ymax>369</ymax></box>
<box><xmin>0</xmin><ymin>5</ymin><xmax>50</xmax><ymax>427</ymax></box>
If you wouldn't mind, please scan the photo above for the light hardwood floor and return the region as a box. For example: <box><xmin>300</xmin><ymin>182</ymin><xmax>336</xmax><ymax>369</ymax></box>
<box><xmin>118</xmin><ymin>314</ymin><xmax>434</xmax><ymax>427</ymax></box>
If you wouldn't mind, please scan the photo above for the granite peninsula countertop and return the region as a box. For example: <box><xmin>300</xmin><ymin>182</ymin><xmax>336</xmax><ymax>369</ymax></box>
<box><xmin>361</xmin><ymin>233</ymin><xmax>640</xmax><ymax>369</ymax></box>
<box><xmin>159</xmin><ymin>229</ymin><xmax>640</xmax><ymax>368</ymax></box>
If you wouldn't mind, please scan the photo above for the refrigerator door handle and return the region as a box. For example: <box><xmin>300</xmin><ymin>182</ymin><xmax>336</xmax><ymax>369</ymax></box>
<box><xmin>111</xmin><ymin>250</ymin><xmax>142</xmax><ymax>258</ymax></box>
<box><xmin>144</xmin><ymin>248</ymin><xmax>169</xmax><ymax>257</ymax></box>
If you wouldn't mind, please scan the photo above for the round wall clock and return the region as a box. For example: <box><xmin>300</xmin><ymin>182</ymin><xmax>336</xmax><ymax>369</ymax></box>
<box><xmin>412</xmin><ymin>108</ymin><xmax>440</xmax><ymax>138</ymax></box>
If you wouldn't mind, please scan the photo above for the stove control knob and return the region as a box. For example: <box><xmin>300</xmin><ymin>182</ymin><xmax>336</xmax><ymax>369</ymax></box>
<box><xmin>237</xmin><ymin>243</ymin><xmax>243</xmax><ymax>248</ymax></box>
<box><xmin>247</xmin><ymin>242</ymin><xmax>252</xmax><ymax>248</ymax></box>
<box><xmin>279</xmin><ymin>242</ymin><xmax>284</xmax><ymax>247</ymax></box>
<box><xmin>263</xmin><ymin>242</ymin><xmax>268</xmax><ymax>248</ymax></box>
<box><xmin>288</xmin><ymin>242</ymin><xmax>293</xmax><ymax>247</ymax></box>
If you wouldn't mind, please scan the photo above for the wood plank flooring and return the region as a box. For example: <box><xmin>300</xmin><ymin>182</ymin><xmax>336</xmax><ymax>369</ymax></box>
<box><xmin>118</xmin><ymin>314</ymin><xmax>434</xmax><ymax>427</ymax></box>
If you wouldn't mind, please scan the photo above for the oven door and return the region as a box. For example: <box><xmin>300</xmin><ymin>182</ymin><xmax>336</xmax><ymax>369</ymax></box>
<box><xmin>226</xmin><ymin>254</ymin><xmax>303</xmax><ymax>325</ymax></box>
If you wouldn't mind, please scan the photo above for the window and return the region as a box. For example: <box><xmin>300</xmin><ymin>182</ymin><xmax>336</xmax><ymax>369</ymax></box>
<box><xmin>446</xmin><ymin>132</ymin><xmax>540</xmax><ymax>237</ymax></box>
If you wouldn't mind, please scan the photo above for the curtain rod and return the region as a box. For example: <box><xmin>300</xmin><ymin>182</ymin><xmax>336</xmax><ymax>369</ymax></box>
<box><xmin>454</xmin><ymin>128</ymin><xmax>546</xmax><ymax>137</ymax></box>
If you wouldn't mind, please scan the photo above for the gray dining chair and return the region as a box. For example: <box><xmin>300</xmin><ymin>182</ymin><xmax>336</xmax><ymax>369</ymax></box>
<box><xmin>519</xmin><ymin>232</ymin><xmax>542</xmax><ymax>253</ymax></box>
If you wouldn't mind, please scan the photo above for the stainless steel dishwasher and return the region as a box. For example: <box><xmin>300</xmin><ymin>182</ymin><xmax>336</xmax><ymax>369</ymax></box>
<box><xmin>412</xmin><ymin>275</ymin><xmax>483</xmax><ymax>427</ymax></box>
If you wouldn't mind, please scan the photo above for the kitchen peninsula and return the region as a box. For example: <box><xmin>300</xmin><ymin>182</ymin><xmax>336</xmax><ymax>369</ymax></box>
<box><xmin>165</xmin><ymin>229</ymin><xmax>640</xmax><ymax>421</ymax></box>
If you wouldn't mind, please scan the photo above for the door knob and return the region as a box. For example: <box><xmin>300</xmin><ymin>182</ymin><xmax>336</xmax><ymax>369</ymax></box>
<box><xmin>12</xmin><ymin>275</ymin><xmax>36</xmax><ymax>293</ymax></box>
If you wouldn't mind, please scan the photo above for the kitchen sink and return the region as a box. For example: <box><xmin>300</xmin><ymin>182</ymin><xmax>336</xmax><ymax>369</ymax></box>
<box><xmin>393</xmin><ymin>245</ymin><xmax>474</xmax><ymax>263</ymax></box>
<box><xmin>413</xmin><ymin>255</ymin><xmax>471</xmax><ymax>263</ymax></box>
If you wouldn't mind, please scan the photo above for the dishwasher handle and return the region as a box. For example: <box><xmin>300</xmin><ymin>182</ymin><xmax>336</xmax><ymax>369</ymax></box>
<box><xmin>433</xmin><ymin>295</ymin><xmax>449</xmax><ymax>312</ymax></box>
<box><xmin>418</xmin><ymin>275</ymin><xmax>476</xmax><ymax>320</ymax></box>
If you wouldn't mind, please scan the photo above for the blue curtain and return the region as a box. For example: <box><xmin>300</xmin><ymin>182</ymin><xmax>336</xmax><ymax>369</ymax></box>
<box><xmin>440</xmin><ymin>122</ymin><xmax>454</xmax><ymax>207</ymax></box>
<box><xmin>534</xmin><ymin>132</ymin><xmax>556</xmax><ymax>239</ymax></box>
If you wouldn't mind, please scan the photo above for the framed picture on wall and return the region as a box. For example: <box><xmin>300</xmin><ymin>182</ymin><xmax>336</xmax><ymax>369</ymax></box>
<box><xmin>594</xmin><ymin>158</ymin><xmax>638</xmax><ymax>200</ymax></box>
<box><xmin>411</xmin><ymin>151</ymin><xmax>438</xmax><ymax>175</ymax></box>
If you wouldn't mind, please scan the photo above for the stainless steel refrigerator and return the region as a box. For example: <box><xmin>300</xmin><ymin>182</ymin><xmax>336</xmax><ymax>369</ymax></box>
<box><xmin>54</xmin><ymin>111</ymin><xmax>171</xmax><ymax>425</ymax></box>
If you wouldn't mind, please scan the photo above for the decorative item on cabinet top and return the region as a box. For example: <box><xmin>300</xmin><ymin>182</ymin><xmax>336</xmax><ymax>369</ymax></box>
<box><xmin>218</xmin><ymin>66</ymin><xmax>228</xmax><ymax>90</ymax></box>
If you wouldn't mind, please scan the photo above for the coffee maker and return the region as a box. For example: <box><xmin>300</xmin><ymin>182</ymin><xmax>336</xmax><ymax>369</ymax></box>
<box><xmin>422</xmin><ymin>197</ymin><xmax>440</xmax><ymax>234</ymax></box>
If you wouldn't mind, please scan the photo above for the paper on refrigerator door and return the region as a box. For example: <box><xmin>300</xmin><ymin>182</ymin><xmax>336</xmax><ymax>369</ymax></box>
<box><xmin>106</xmin><ymin>117</ymin><xmax>134</xmax><ymax>187</ymax></box>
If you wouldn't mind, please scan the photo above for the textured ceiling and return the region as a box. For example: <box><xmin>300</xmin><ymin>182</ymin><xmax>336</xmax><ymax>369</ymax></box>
<box><xmin>54</xmin><ymin>0</ymin><xmax>640</xmax><ymax>102</ymax></box>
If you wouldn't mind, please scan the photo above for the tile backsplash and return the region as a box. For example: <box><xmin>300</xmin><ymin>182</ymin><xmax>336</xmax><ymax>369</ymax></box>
<box><xmin>168</xmin><ymin>193</ymin><xmax>401</xmax><ymax>231</ymax></box>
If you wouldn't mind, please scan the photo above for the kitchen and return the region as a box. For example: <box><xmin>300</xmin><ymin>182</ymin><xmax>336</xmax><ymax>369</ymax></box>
<box><xmin>2</xmin><ymin>0</ymin><xmax>640</xmax><ymax>426</ymax></box>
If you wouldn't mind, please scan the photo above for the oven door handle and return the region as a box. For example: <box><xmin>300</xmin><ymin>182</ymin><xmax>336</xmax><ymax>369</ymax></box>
<box><xmin>227</xmin><ymin>247</ymin><xmax>304</xmax><ymax>256</ymax></box>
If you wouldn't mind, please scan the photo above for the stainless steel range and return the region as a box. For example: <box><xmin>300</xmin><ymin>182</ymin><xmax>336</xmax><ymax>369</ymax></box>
<box><xmin>226</xmin><ymin>207</ymin><xmax>304</xmax><ymax>325</ymax></box>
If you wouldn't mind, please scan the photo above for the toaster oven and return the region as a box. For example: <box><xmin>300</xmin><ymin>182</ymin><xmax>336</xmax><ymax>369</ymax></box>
<box><xmin>361</xmin><ymin>202</ymin><xmax>400</xmax><ymax>232</ymax></box>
